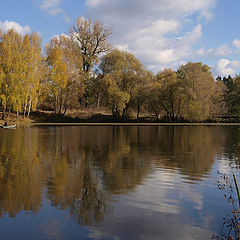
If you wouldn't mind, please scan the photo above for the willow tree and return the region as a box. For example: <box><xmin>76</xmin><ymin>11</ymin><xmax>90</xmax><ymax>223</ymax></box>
<box><xmin>102</xmin><ymin>74</ymin><xmax>130</xmax><ymax>118</ymax></box>
<box><xmin>145</xmin><ymin>78</ymin><xmax>162</xmax><ymax>120</ymax></box>
<box><xmin>99</xmin><ymin>49</ymin><xmax>146</xmax><ymax>118</ymax></box>
<box><xmin>146</xmin><ymin>69</ymin><xmax>185</xmax><ymax>122</ymax></box>
<box><xmin>130</xmin><ymin>70</ymin><xmax>153</xmax><ymax>119</ymax></box>
<box><xmin>177</xmin><ymin>62</ymin><xmax>216</xmax><ymax>121</ymax></box>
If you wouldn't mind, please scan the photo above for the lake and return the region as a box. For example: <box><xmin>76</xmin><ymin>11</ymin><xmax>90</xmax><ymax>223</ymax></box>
<box><xmin>0</xmin><ymin>126</ymin><xmax>239</xmax><ymax>240</ymax></box>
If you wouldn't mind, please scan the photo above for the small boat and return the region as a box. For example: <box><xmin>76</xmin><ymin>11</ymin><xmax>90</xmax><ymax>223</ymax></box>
<box><xmin>0</xmin><ymin>124</ymin><xmax>17</xmax><ymax>129</ymax></box>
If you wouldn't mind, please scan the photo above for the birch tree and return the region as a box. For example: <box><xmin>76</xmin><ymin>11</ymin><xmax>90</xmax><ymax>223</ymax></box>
<box><xmin>46</xmin><ymin>44</ymin><xmax>68</xmax><ymax>114</ymax></box>
<box><xmin>22</xmin><ymin>33</ymin><xmax>43</xmax><ymax>117</ymax></box>
<box><xmin>45</xmin><ymin>35</ymin><xmax>85</xmax><ymax>114</ymax></box>
<box><xmin>0</xmin><ymin>29</ymin><xmax>25</xmax><ymax>117</ymax></box>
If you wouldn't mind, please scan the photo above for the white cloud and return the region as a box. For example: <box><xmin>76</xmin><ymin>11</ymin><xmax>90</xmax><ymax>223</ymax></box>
<box><xmin>114</xmin><ymin>44</ymin><xmax>129</xmax><ymax>52</ymax></box>
<box><xmin>197</xmin><ymin>44</ymin><xmax>232</xmax><ymax>58</ymax></box>
<box><xmin>40</xmin><ymin>0</ymin><xmax>62</xmax><ymax>10</ymax></box>
<box><xmin>86</xmin><ymin>0</ymin><xmax>102</xmax><ymax>7</ymax></box>
<box><xmin>215</xmin><ymin>45</ymin><xmax>233</xmax><ymax>56</ymax></box>
<box><xmin>40</xmin><ymin>0</ymin><xmax>69</xmax><ymax>22</ymax></box>
<box><xmin>48</xmin><ymin>8</ymin><xmax>64</xmax><ymax>16</ymax></box>
<box><xmin>228</xmin><ymin>60</ymin><xmax>240</xmax><ymax>69</ymax></box>
<box><xmin>50</xmin><ymin>33</ymin><xmax>69</xmax><ymax>41</ymax></box>
<box><xmin>232</xmin><ymin>39</ymin><xmax>240</xmax><ymax>52</ymax></box>
<box><xmin>132</xmin><ymin>24</ymin><xmax>202</xmax><ymax>66</ymax></box>
<box><xmin>86</xmin><ymin>0</ymin><xmax>216</xmax><ymax>20</ymax></box>
<box><xmin>85</xmin><ymin>0</ymin><xmax>217</xmax><ymax>71</ymax></box>
<box><xmin>0</xmin><ymin>20</ymin><xmax>31</xmax><ymax>35</ymax></box>
<box><xmin>214</xmin><ymin>58</ymin><xmax>240</xmax><ymax>76</ymax></box>
<box><xmin>138</xmin><ymin>20</ymin><xmax>180</xmax><ymax>37</ymax></box>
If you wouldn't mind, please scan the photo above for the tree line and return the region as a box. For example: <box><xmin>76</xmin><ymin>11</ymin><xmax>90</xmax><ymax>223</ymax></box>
<box><xmin>0</xmin><ymin>17</ymin><xmax>238</xmax><ymax>122</ymax></box>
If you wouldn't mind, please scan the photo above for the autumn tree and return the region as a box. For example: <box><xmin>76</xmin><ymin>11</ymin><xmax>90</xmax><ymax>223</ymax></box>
<box><xmin>0</xmin><ymin>65</ymin><xmax>4</xmax><ymax>118</ymax></box>
<box><xmin>133</xmin><ymin>70</ymin><xmax>153</xmax><ymax>120</ymax></box>
<box><xmin>145</xmin><ymin>78</ymin><xmax>162</xmax><ymax>120</ymax></box>
<box><xmin>22</xmin><ymin>33</ymin><xmax>43</xmax><ymax>117</ymax></box>
<box><xmin>223</xmin><ymin>75</ymin><xmax>240</xmax><ymax>117</ymax></box>
<box><xmin>0</xmin><ymin>29</ymin><xmax>44</xmax><ymax>118</ymax></box>
<box><xmin>177</xmin><ymin>62</ymin><xmax>216</xmax><ymax>122</ymax></box>
<box><xmin>101</xmin><ymin>74</ymin><xmax>130</xmax><ymax>118</ymax></box>
<box><xmin>210</xmin><ymin>78</ymin><xmax>226</xmax><ymax>118</ymax></box>
<box><xmin>146</xmin><ymin>63</ymin><xmax>220</xmax><ymax>122</ymax></box>
<box><xmin>45</xmin><ymin>35</ymin><xmax>84</xmax><ymax>114</ymax></box>
<box><xmin>0</xmin><ymin>29</ymin><xmax>26</xmax><ymax>117</ymax></box>
<box><xmin>69</xmin><ymin>18</ymin><xmax>111</xmax><ymax>107</ymax></box>
<box><xmin>69</xmin><ymin>17</ymin><xmax>111</xmax><ymax>76</ymax></box>
<box><xmin>99</xmin><ymin>49</ymin><xmax>146</xmax><ymax>118</ymax></box>
<box><xmin>46</xmin><ymin>43</ymin><xmax>68</xmax><ymax>115</ymax></box>
<box><xmin>146</xmin><ymin>69</ymin><xmax>185</xmax><ymax>122</ymax></box>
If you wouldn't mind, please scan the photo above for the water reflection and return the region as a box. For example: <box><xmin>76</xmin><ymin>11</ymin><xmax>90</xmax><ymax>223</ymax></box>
<box><xmin>0</xmin><ymin>126</ymin><xmax>238</xmax><ymax>239</ymax></box>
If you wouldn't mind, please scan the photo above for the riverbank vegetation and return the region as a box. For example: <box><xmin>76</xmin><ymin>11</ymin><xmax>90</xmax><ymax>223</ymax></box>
<box><xmin>0</xmin><ymin>17</ymin><xmax>239</xmax><ymax>123</ymax></box>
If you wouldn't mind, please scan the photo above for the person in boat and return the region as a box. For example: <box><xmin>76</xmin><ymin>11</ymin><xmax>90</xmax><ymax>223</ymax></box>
<box><xmin>3</xmin><ymin>121</ymin><xmax>7</xmax><ymax>126</ymax></box>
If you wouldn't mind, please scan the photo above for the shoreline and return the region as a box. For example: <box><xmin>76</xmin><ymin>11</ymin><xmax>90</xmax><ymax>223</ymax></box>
<box><xmin>2</xmin><ymin>112</ymin><xmax>240</xmax><ymax>127</ymax></box>
<box><xmin>28</xmin><ymin>122</ymin><xmax>240</xmax><ymax>126</ymax></box>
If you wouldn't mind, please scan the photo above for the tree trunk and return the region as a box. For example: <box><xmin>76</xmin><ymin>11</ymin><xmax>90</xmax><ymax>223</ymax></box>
<box><xmin>112</xmin><ymin>108</ymin><xmax>120</xmax><ymax>119</ymax></box>
<box><xmin>58</xmin><ymin>93</ymin><xmax>63</xmax><ymax>115</ymax></box>
<box><xmin>23</xmin><ymin>99</ymin><xmax>28</xmax><ymax>118</ymax></box>
<box><xmin>137</xmin><ymin>99</ymin><xmax>140</xmax><ymax>120</ymax></box>
<box><xmin>7</xmin><ymin>108</ymin><xmax>11</xmax><ymax>118</ymax></box>
<box><xmin>58</xmin><ymin>105</ymin><xmax>62</xmax><ymax>115</ymax></box>
<box><xmin>63</xmin><ymin>103</ymin><xmax>68</xmax><ymax>115</ymax></box>
<box><xmin>27</xmin><ymin>99</ymin><xmax>32</xmax><ymax>118</ymax></box>
<box><xmin>2</xmin><ymin>106</ymin><xmax>6</xmax><ymax>120</ymax></box>
<box><xmin>53</xmin><ymin>95</ymin><xmax>58</xmax><ymax>115</ymax></box>
<box><xmin>97</xmin><ymin>93</ymin><xmax>100</xmax><ymax>109</ymax></box>
<box><xmin>122</xmin><ymin>103</ymin><xmax>129</xmax><ymax>119</ymax></box>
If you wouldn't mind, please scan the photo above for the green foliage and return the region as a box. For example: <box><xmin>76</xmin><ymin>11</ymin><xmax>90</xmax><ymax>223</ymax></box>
<box><xmin>145</xmin><ymin>63</ymin><xmax>221</xmax><ymax>122</ymax></box>
<box><xmin>102</xmin><ymin>74</ymin><xmax>130</xmax><ymax>117</ymax></box>
<box><xmin>147</xmin><ymin>68</ymin><xmax>184</xmax><ymax>122</ymax></box>
<box><xmin>177</xmin><ymin>62</ymin><xmax>217</xmax><ymax>122</ymax></box>
<box><xmin>222</xmin><ymin>75</ymin><xmax>240</xmax><ymax>117</ymax></box>
<box><xmin>99</xmin><ymin>49</ymin><xmax>146</xmax><ymax>118</ymax></box>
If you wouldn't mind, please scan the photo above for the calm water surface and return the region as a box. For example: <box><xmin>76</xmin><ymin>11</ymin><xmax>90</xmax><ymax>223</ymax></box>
<box><xmin>0</xmin><ymin>126</ymin><xmax>239</xmax><ymax>240</ymax></box>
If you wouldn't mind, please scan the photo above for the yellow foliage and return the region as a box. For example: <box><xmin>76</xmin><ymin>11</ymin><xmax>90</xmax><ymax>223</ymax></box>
<box><xmin>0</xmin><ymin>29</ymin><xmax>43</xmax><ymax>114</ymax></box>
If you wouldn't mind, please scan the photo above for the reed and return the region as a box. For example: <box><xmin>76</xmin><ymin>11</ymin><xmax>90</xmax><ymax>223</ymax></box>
<box><xmin>213</xmin><ymin>171</ymin><xmax>240</xmax><ymax>240</ymax></box>
<box><xmin>233</xmin><ymin>173</ymin><xmax>240</xmax><ymax>210</ymax></box>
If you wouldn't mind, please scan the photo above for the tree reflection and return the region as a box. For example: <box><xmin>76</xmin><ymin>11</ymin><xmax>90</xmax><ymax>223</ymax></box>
<box><xmin>0</xmin><ymin>127</ymin><xmax>109</xmax><ymax>224</ymax></box>
<box><xmin>145</xmin><ymin>126</ymin><xmax>227</xmax><ymax>181</ymax></box>
<box><xmin>0</xmin><ymin>126</ymin><xmax>232</xmax><ymax>224</ymax></box>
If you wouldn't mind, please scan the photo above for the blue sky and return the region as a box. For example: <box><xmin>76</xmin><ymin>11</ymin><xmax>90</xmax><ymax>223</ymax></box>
<box><xmin>0</xmin><ymin>0</ymin><xmax>240</xmax><ymax>76</ymax></box>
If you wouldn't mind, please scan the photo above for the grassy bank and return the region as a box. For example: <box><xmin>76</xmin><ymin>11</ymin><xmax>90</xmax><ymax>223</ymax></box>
<box><xmin>1</xmin><ymin>109</ymin><xmax>240</xmax><ymax>126</ymax></box>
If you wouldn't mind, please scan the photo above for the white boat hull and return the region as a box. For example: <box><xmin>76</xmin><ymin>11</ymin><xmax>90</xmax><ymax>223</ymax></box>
<box><xmin>0</xmin><ymin>124</ymin><xmax>16</xmax><ymax>129</ymax></box>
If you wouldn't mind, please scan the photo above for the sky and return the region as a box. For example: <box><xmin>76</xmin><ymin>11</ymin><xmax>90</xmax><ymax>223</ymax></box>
<box><xmin>0</xmin><ymin>0</ymin><xmax>240</xmax><ymax>76</ymax></box>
